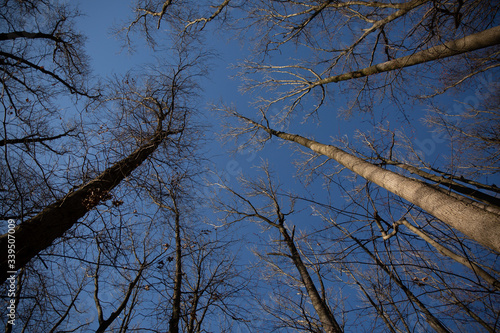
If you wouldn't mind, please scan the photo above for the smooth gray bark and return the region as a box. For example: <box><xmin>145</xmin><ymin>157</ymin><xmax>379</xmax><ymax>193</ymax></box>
<box><xmin>238</xmin><ymin>115</ymin><xmax>500</xmax><ymax>253</ymax></box>
<box><xmin>381</xmin><ymin>158</ymin><xmax>500</xmax><ymax>210</ymax></box>
<box><xmin>312</xmin><ymin>26</ymin><xmax>500</xmax><ymax>86</ymax></box>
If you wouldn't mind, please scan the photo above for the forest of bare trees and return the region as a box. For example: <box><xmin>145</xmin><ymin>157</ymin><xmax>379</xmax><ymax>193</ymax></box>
<box><xmin>0</xmin><ymin>0</ymin><xmax>498</xmax><ymax>332</ymax></box>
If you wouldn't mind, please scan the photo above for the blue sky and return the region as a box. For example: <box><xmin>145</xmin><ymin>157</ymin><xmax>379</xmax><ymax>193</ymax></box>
<box><xmin>1</xmin><ymin>2</ymin><xmax>499</xmax><ymax>333</ymax></box>
<box><xmin>73</xmin><ymin>0</ymin><xmax>464</xmax><ymax>262</ymax></box>
<box><xmin>74</xmin><ymin>0</ymin><xmax>451</xmax><ymax>176</ymax></box>
<box><xmin>29</xmin><ymin>2</ymin><xmax>498</xmax><ymax>331</ymax></box>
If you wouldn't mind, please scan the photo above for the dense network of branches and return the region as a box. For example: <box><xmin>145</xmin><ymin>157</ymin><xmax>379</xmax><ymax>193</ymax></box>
<box><xmin>0</xmin><ymin>1</ymin><xmax>498</xmax><ymax>332</ymax></box>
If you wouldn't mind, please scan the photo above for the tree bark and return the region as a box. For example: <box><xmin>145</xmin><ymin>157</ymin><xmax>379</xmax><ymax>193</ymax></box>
<box><xmin>168</xmin><ymin>198</ymin><xmax>182</xmax><ymax>333</ymax></box>
<box><xmin>381</xmin><ymin>158</ymin><xmax>500</xmax><ymax>210</ymax></box>
<box><xmin>0</xmin><ymin>127</ymin><xmax>179</xmax><ymax>284</ymax></box>
<box><xmin>312</xmin><ymin>26</ymin><xmax>500</xmax><ymax>87</ymax></box>
<box><xmin>279</xmin><ymin>225</ymin><xmax>343</xmax><ymax>333</ymax></box>
<box><xmin>238</xmin><ymin>114</ymin><xmax>500</xmax><ymax>253</ymax></box>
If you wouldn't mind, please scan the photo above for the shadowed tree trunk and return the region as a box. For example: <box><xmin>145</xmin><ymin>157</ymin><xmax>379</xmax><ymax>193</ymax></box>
<box><xmin>0</xmin><ymin>123</ymin><xmax>181</xmax><ymax>284</ymax></box>
<box><xmin>278</xmin><ymin>224</ymin><xmax>343</xmax><ymax>333</ymax></box>
<box><xmin>94</xmin><ymin>245</ymin><xmax>146</xmax><ymax>333</ymax></box>
<box><xmin>217</xmin><ymin>168</ymin><xmax>344</xmax><ymax>332</ymax></box>
<box><xmin>168</xmin><ymin>194</ymin><xmax>182</xmax><ymax>333</ymax></box>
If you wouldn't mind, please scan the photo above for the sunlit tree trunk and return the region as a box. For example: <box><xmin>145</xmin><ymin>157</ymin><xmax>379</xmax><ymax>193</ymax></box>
<box><xmin>379</xmin><ymin>157</ymin><xmax>500</xmax><ymax>210</ymax></box>
<box><xmin>235</xmin><ymin>114</ymin><xmax>500</xmax><ymax>253</ymax></box>
<box><xmin>311</xmin><ymin>26</ymin><xmax>500</xmax><ymax>87</ymax></box>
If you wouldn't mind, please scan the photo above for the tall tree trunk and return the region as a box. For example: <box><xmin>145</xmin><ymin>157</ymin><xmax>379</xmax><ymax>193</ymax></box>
<box><xmin>279</xmin><ymin>225</ymin><xmax>343</xmax><ymax>333</ymax></box>
<box><xmin>380</xmin><ymin>158</ymin><xmax>500</xmax><ymax>210</ymax></box>
<box><xmin>237</xmin><ymin>114</ymin><xmax>500</xmax><ymax>253</ymax></box>
<box><xmin>312</xmin><ymin>26</ymin><xmax>500</xmax><ymax>87</ymax></box>
<box><xmin>168</xmin><ymin>198</ymin><xmax>182</xmax><ymax>333</ymax></box>
<box><xmin>0</xmin><ymin>126</ymin><xmax>180</xmax><ymax>284</ymax></box>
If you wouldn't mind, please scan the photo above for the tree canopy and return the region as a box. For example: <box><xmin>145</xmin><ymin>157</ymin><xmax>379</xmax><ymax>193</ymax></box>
<box><xmin>1</xmin><ymin>1</ymin><xmax>499</xmax><ymax>332</ymax></box>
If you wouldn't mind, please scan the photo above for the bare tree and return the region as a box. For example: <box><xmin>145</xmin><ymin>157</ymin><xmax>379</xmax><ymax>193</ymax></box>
<box><xmin>0</xmin><ymin>1</ymin><xmax>98</xmax><ymax>223</ymax></box>
<box><xmin>215</xmin><ymin>165</ymin><xmax>344</xmax><ymax>332</ymax></box>
<box><xmin>227</xmin><ymin>110</ymin><xmax>500</xmax><ymax>252</ymax></box>
<box><xmin>120</xmin><ymin>0</ymin><xmax>235</xmax><ymax>45</ymax></box>
<box><xmin>0</xmin><ymin>36</ymin><xmax>210</xmax><ymax>285</ymax></box>
<box><xmin>140</xmin><ymin>163</ymin><xmax>252</xmax><ymax>332</ymax></box>
<box><xmin>238</xmin><ymin>0</ymin><xmax>499</xmax><ymax>118</ymax></box>
<box><xmin>2</xmin><ymin>2</ymin><xmax>497</xmax><ymax>332</ymax></box>
<box><xmin>423</xmin><ymin>90</ymin><xmax>500</xmax><ymax>173</ymax></box>
<box><xmin>224</xmin><ymin>166</ymin><xmax>499</xmax><ymax>331</ymax></box>
<box><xmin>283</xmin><ymin>134</ymin><xmax>499</xmax><ymax>331</ymax></box>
